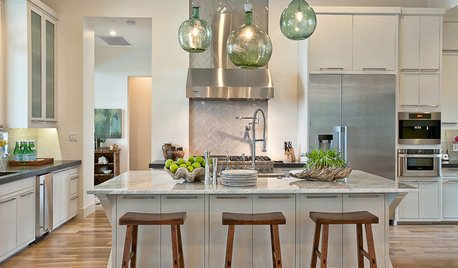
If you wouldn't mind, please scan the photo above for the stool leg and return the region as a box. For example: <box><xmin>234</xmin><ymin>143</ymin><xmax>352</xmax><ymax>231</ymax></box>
<box><xmin>364</xmin><ymin>224</ymin><xmax>377</xmax><ymax>268</ymax></box>
<box><xmin>177</xmin><ymin>225</ymin><xmax>185</xmax><ymax>268</ymax></box>
<box><xmin>131</xmin><ymin>225</ymin><xmax>138</xmax><ymax>268</ymax></box>
<box><xmin>310</xmin><ymin>223</ymin><xmax>322</xmax><ymax>268</ymax></box>
<box><xmin>356</xmin><ymin>224</ymin><xmax>364</xmax><ymax>268</ymax></box>
<box><xmin>271</xmin><ymin>225</ymin><xmax>282</xmax><ymax>268</ymax></box>
<box><xmin>225</xmin><ymin>225</ymin><xmax>235</xmax><ymax>268</ymax></box>
<box><xmin>171</xmin><ymin>225</ymin><xmax>179</xmax><ymax>268</ymax></box>
<box><xmin>320</xmin><ymin>224</ymin><xmax>329</xmax><ymax>268</ymax></box>
<box><xmin>122</xmin><ymin>225</ymin><xmax>134</xmax><ymax>268</ymax></box>
<box><xmin>270</xmin><ymin>225</ymin><xmax>276</xmax><ymax>267</ymax></box>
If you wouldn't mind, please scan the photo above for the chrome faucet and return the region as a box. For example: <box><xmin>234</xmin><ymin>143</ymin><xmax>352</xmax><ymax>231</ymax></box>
<box><xmin>236</xmin><ymin>108</ymin><xmax>267</xmax><ymax>166</ymax></box>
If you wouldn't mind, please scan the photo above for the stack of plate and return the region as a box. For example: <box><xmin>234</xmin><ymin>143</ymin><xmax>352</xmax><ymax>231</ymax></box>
<box><xmin>221</xmin><ymin>169</ymin><xmax>258</xmax><ymax>187</ymax></box>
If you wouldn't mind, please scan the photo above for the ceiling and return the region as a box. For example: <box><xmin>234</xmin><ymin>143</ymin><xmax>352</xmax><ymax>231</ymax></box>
<box><xmin>85</xmin><ymin>17</ymin><xmax>152</xmax><ymax>48</ymax></box>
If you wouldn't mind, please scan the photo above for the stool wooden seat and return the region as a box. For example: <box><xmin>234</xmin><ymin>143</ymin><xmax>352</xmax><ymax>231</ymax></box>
<box><xmin>309</xmin><ymin>211</ymin><xmax>379</xmax><ymax>268</ymax></box>
<box><xmin>119</xmin><ymin>212</ymin><xmax>186</xmax><ymax>268</ymax></box>
<box><xmin>222</xmin><ymin>212</ymin><xmax>286</xmax><ymax>268</ymax></box>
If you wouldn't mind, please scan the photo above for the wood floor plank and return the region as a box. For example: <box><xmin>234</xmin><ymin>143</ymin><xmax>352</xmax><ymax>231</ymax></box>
<box><xmin>1</xmin><ymin>205</ymin><xmax>457</xmax><ymax>267</ymax></box>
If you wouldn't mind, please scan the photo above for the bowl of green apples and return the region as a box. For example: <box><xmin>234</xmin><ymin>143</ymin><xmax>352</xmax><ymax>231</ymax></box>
<box><xmin>164</xmin><ymin>156</ymin><xmax>212</xmax><ymax>182</ymax></box>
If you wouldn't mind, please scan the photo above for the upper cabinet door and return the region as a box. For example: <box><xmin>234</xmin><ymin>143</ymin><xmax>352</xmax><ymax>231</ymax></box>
<box><xmin>30</xmin><ymin>10</ymin><xmax>43</xmax><ymax>120</ymax></box>
<box><xmin>399</xmin><ymin>74</ymin><xmax>420</xmax><ymax>106</ymax></box>
<box><xmin>443</xmin><ymin>22</ymin><xmax>458</xmax><ymax>51</ymax></box>
<box><xmin>353</xmin><ymin>15</ymin><xmax>397</xmax><ymax>71</ymax></box>
<box><xmin>45</xmin><ymin>19</ymin><xmax>56</xmax><ymax>120</ymax></box>
<box><xmin>310</xmin><ymin>14</ymin><xmax>353</xmax><ymax>72</ymax></box>
<box><xmin>420</xmin><ymin>16</ymin><xmax>441</xmax><ymax>70</ymax></box>
<box><xmin>400</xmin><ymin>15</ymin><xmax>420</xmax><ymax>71</ymax></box>
<box><xmin>419</xmin><ymin>74</ymin><xmax>440</xmax><ymax>107</ymax></box>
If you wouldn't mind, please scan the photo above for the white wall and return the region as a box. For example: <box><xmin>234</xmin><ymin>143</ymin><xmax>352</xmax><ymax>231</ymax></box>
<box><xmin>94</xmin><ymin>46</ymin><xmax>152</xmax><ymax>173</ymax></box>
<box><xmin>42</xmin><ymin>0</ymin><xmax>189</xmax><ymax>216</ymax></box>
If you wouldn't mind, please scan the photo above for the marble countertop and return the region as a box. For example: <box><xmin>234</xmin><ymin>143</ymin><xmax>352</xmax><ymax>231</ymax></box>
<box><xmin>149</xmin><ymin>160</ymin><xmax>305</xmax><ymax>169</ymax></box>
<box><xmin>88</xmin><ymin>170</ymin><xmax>414</xmax><ymax>195</ymax></box>
<box><xmin>0</xmin><ymin>160</ymin><xmax>81</xmax><ymax>185</ymax></box>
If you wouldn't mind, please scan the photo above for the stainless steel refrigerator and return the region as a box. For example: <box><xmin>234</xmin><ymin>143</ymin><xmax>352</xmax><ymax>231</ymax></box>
<box><xmin>308</xmin><ymin>74</ymin><xmax>396</xmax><ymax>179</ymax></box>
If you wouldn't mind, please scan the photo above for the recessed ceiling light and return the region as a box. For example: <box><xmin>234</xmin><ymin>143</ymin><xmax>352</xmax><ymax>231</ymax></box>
<box><xmin>110</xmin><ymin>30</ymin><xmax>117</xmax><ymax>36</ymax></box>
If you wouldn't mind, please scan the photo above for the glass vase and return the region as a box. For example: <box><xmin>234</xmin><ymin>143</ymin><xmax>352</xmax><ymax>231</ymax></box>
<box><xmin>226</xmin><ymin>4</ymin><xmax>272</xmax><ymax>69</ymax></box>
<box><xmin>178</xmin><ymin>2</ymin><xmax>212</xmax><ymax>53</ymax></box>
<box><xmin>280</xmin><ymin>0</ymin><xmax>317</xmax><ymax>40</ymax></box>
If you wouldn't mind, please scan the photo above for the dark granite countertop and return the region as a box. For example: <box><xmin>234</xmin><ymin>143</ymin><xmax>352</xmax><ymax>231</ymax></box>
<box><xmin>149</xmin><ymin>160</ymin><xmax>305</xmax><ymax>169</ymax></box>
<box><xmin>0</xmin><ymin>160</ymin><xmax>81</xmax><ymax>185</ymax></box>
<box><xmin>442</xmin><ymin>160</ymin><xmax>458</xmax><ymax>168</ymax></box>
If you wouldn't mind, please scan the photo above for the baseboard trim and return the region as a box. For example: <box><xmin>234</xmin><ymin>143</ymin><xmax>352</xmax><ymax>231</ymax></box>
<box><xmin>78</xmin><ymin>202</ymin><xmax>95</xmax><ymax>218</ymax></box>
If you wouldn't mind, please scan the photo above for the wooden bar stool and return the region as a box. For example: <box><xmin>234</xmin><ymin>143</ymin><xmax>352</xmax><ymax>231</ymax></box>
<box><xmin>222</xmin><ymin>212</ymin><xmax>286</xmax><ymax>268</ymax></box>
<box><xmin>309</xmin><ymin>211</ymin><xmax>379</xmax><ymax>268</ymax></box>
<box><xmin>119</xmin><ymin>212</ymin><xmax>186</xmax><ymax>268</ymax></box>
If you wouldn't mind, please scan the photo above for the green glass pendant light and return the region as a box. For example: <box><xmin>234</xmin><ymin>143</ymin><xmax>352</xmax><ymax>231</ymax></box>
<box><xmin>226</xmin><ymin>4</ymin><xmax>272</xmax><ymax>69</ymax></box>
<box><xmin>178</xmin><ymin>2</ymin><xmax>212</xmax><ymax>53</ymax></box>
<box><xmin>280</xmin><ymin>0</ymin><xmax>316</xmax><ymax>40</ymax></box>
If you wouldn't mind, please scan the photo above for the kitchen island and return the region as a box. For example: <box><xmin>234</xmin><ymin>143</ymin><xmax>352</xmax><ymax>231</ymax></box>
<box><xmin>88</xmin><ymin>170</ymin><xmax>413</xmax><ymax>268</ymax></box>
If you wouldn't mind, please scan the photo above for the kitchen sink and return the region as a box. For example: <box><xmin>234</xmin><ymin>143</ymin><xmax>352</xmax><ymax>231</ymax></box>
<box><xmin>0</xmin><ymin>172</ymin><xmax>18</xmax><ymax>177</ymax></box>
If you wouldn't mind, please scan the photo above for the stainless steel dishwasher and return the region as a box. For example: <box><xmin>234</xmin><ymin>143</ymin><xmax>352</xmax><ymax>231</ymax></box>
<box><xmin>36</xmin><ymin>173</ymin><xmax>53</xmax><ymax>239</ymax></box>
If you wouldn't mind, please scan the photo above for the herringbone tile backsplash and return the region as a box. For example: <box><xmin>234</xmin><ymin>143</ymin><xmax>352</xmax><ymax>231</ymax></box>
<box><xmin>190</xmin><ymin>100</ymin><xmax>268</xmax><ymax>156</ymax></box>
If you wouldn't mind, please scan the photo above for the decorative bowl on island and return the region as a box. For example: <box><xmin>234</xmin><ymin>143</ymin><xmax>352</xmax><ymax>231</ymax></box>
<box><xmin>163</xmin><ymin>156</ymin><xmax>211</xmax><ymax>183</ymax></box>
<box><xmin>289</xmin><ymin>166</ymin><xmax>352</xmax><ymax>182</ymax></box>
<box><xmin>164</xmin><ymin>166</ymin><xmax>205</xmax><ymax>182</ymax></box>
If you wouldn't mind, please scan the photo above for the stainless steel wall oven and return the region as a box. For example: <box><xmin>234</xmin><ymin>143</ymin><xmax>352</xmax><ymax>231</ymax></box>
<box><xmin>397</xmin><ymin>149</ymin><xmax>441</xmax><ymax>177</ymax></box>
<box><xmin>398</xmin><ymin>112</ymin><xmax>441</xmax><ymax>145</ymax></box>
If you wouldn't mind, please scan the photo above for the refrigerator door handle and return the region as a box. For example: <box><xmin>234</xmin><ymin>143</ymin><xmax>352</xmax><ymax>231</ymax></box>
<box><xmin>342</xmin><ymin>126</ymin><xmax>348</xmax><ymax>161</ymax></box>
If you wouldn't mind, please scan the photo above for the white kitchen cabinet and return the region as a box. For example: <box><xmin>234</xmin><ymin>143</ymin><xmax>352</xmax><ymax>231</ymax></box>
<box><xmin>116</xmin><ymin>195</ymin><xmax>160</xmax><ymax>268</ymax></box>
<box><xmin>353</xmin><ymin>15</ymin><xmax>397</xmax><ymax>71</ymax></box>
<box><xmin>160</xmin><ymin>195</ymin><xmax>205</xmax><ymax>268</ymax></box>
<box><xmin>398</xmin><ymin>181</ymin><xmax>419</xmax><ymax>219</ymax></box>
<box><xmin>310</xmin><ymin>14</ymin><xmax>353</xmax><ymax>72</ymax></box>
<box><xmin>4</xmin><ymin>0</ymin><xmax>57</xmax><ymax>128</ymax></box>
<box><xmin>443</xmin><ymin>178</ymin><xmax>458</xmax><ymax>219</ymax></box>
<box><xmin>209</xmin><ymin>195</ymin><xmax>252</xmax><ymax>268</ymax></box>
<box><xmin>300</xmin><ymin>194</ymin><xmax>343</xmax><ymax>268</ymax></box>
<box><xmin>443</xmin><ymin>22</ymin><xmax>458</xmax><ymax>51</ymax></box>
<box><xmin>0</xmin><ymin>193</ymin><xmax>17</xmax><ymax>257</ymax></box>
<box><xmin>52</xmin><ymin>170</ymin><xmax>64</xmax><ymax>228</ymax></box>
<box><xmin>343</xmin><ymin>194</ymin><xmax>385</xmax><ymax>268</ymax></box>
<box><xmin>441</xmin><ymin>55</ymin><xmax>458</xmax><ymax>125</ymax></box>
<box><xmin>418</xmin><ymin>181</ymin><xmax>440</xmax><ymax>219</ymax></box>
<box><xmin>253</xmin><ymin>195</ymin><xmax>295</xmax><ymax>268</ymax></box>
<box><xmin>399</xmin><ymin>74</ymin><xmax>440</xmax><ymax>108</ymax></box>
<box><xmin>52</xmin><ymin>167</ymin><xmax>80</xmax><ymax>229</ymax></box>
<box><xmin>400</xmin><ymin>14</ymin><xmax>441</xmax><ymax>71</ymax></box>
<box><xmin>16</xmin><ymin>188</ymin><xmax>35</xmax><ymax>246</ymax></box>
<box><xmin>420</xmin><ymin>16</ymin><xmax>441</xmax><ymax>70</ymax></box>
<box><xmin>419</xmin><ymin>74</ymin><xmax>440</xmax><ymax>107</ymax></box>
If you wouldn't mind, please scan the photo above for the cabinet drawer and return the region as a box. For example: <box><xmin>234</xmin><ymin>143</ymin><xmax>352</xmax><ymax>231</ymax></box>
<box><xmin>442</xmin><ymin>168</ymin><xmax>458</xmax><ymax>177</ymax></box>
<box><xmin>0</xmin><ymin>177</ymin><xmax>34</xmax><ymax>197</ymax></box>
<box><xmin>69</xmin><ymin>176</ymin><xmax>78</xmax><ymax>196</ymax></box>
<box><xmin>68</xmin><ymin>167</ymin><xmax>79</xmax><ymax>177</ymax></box>
<box><xmin>68</xmin><ymin>194</ymin><xmax>78</xmax><ymax>218</ymax></box>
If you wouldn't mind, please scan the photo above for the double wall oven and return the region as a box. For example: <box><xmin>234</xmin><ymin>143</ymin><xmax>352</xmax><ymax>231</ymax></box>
<box><xmin>398</xmin><ymin>149</ymin><xmax>441</xmax><ymax>177</ymax></box>
<box><xmin>398</xmin><ymin>112</ymin><xmax>441</xmax><ymax>145</ymax></box>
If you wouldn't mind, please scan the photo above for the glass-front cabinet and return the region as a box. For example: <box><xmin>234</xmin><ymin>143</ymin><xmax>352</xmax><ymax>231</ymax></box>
<box><xmin>29</xmin><ymin>3</ymin><xmax>57</xmax><ymax>127</ymax></box>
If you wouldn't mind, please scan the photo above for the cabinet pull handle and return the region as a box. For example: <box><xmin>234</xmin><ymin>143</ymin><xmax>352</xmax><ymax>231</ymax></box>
<box><xmin>348</xmin><ymin>195</ymin><xmax>381</xmax><ymax>198</ymax></box>
<box><xmin>166</xmin><ymin>196</ymin><xmax>199</xmax><ymax>200</ymax></box>
<box><xmin>400</xmin><ymin>105</ymin><xmax>419</xmax><ymax>107</ymax></box>
<box><xmin>362</xmin><ymin>67</ymin><xmax>386</xmax><ymax>71</ymax></box>
<box><xmin>443</xmin><ymin>49</ymin><xmax>458</xmax><ymax>53</ymax></box>
<box><xmin>70</xmin><ymin>176</ymin><xmax>79</xmax><ymax>180</ymax></box>
<box><xmin>442</xmin><ymin>122</ymin><xmax>457</xmax><ymax>124</ymax></box>
<box><xmin>70</xmin><ymin>195</ymin><xmax>79</xmax><ymax>200</ymax></box>
<box><xmin>420</xmin><ymin>181</ymin><xmax>438</xmax><ymax>184</ymax></box>
<box><xmin>306</xmin><ymin>195</ymin><xmax>338</xmax><ymax>199</ymax></box>
<box><xmin>258</xmin><ymin>196</ymin><xmax>290</xmax><ymax>199</ymax></box>
<box><xmin>20</xmin><ymin>191</ymin><xmax>34</xmax><ymax>197</ymax></box>
<box><xmin>420</xmin><ymin>69</ymin><xmax>439</xmax><ymax>72</ymax></box>
<box><xmin>320</xmin><ymin>67</ymin><xmax>344</xmax><ymax>71</ymax></box>
<box><xmin>122</xmin><ymin>196</ymin><xmax>156</xmax><ymax>199</ymax></box>
<box><xmin>401</xmin><ymin>68</ymin><xmax>420</xmax><ymax>72</ymax></box>
<box><xmin>216</xmin><ymin>196</ymin><xmax>247</xmax><ymax>200</ymax></box>
<box><xmin>0</xmin><ymin>197</ymin><xmax>16</xmax><ymax>204</ymax></box>
<box><xmin>420</xmin><ymin>105</ymin><xmax>439</xmax><ymax>107</ymax></box>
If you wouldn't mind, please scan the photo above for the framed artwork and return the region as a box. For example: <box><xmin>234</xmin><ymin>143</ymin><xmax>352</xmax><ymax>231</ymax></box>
<box><xmin>94</xmin><ymin>109</ymin><xmax>122</xmax><ymax>138</ymax></box>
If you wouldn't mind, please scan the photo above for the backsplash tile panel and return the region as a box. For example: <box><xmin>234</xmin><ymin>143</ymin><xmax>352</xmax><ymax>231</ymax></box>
<box><xmin>189</xmin><ymin>100</ymin><xmax>268</xmax><ymax>156</ymax></box>
<box><xmin>442</xmin><ymin>130</ymin><xmax>458</xmax><ymax>160</ymax></box>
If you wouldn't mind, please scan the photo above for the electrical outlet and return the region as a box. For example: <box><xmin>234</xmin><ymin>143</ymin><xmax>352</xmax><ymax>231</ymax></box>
<box><xmin>70</xmin><ymin>134</ymin><xmax>77</xmax><ymax>142</ymax></box>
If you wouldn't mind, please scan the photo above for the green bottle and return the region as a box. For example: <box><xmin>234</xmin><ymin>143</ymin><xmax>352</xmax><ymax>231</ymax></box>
<box><xmin>13</xmin><ymin>141</ymin><xmax>20</xmax><ymax>161</ymax></box>
<box><xmin>226</xmin><ymin>4</ymin><xmax>273</xmax><ymax>69</ymax></box>
<box><xmin>30</xmin><ymin>140</ymin><xmax>37</xmax><ymax>161</ymax></box>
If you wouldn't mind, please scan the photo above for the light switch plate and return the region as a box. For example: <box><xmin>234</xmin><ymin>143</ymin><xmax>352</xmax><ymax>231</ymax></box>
<box><xmin>70</xmin><ymin>134</ymin><xmax>77</xmax><ymax>142</ymax></box>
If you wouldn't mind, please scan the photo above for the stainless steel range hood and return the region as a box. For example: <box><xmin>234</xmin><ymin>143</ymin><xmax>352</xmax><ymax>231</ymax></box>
<box><xmin>186</xmin><ymin>13</ymin><xmax>274</xmax><ymax>99</ymax></box>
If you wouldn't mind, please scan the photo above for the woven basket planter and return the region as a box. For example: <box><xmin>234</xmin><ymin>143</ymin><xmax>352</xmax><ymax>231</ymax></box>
<box><xmin>289</xmin><ymin>166</ymin><xmax>352</xmax><ymax>182</ymax></box>
<box><xmin>164</xmin><ymin>166</ymin><xmax>206</xmax><ymax>183</ymax></box>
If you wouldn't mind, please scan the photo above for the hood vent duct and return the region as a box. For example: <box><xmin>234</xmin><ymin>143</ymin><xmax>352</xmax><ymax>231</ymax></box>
<box><xmin>186</xmin><ymin>13</ymin><xmax>274</xmax><ymax>100</ymax></box>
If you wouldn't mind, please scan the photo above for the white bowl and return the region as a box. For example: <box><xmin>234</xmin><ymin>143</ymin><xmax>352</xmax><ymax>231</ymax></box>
<box><xmin>103</xmin><ymin>169</ymin><xmax>112</xmax><ymax>174</ymax></box>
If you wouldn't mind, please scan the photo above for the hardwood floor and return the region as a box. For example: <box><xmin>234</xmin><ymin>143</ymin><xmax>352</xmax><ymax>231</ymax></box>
<box><xmin>0</xmin><ymin>206</ymin><xmax>111</xmax><ymax>268</ymax></box>
<box><xmin>1</xmin><ymin>205</ymin><xmax>457</xmax><ymax>267</ymax></box>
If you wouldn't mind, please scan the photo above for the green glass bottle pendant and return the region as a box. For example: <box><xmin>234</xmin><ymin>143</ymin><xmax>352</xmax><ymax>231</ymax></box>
<box><xmin>280</xmin><ymin>0</ymin><xmax>316</xmax><ymax>40</ymax></box>
<box><xmin>178</xmin><ymin>2</ymin><xmax>212</xmax><ymax>53</ymax></box>
<box><xmin>226</xmin><ymin>4</ymin><xmax>272</xmax><ymax>69</ymax></box>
